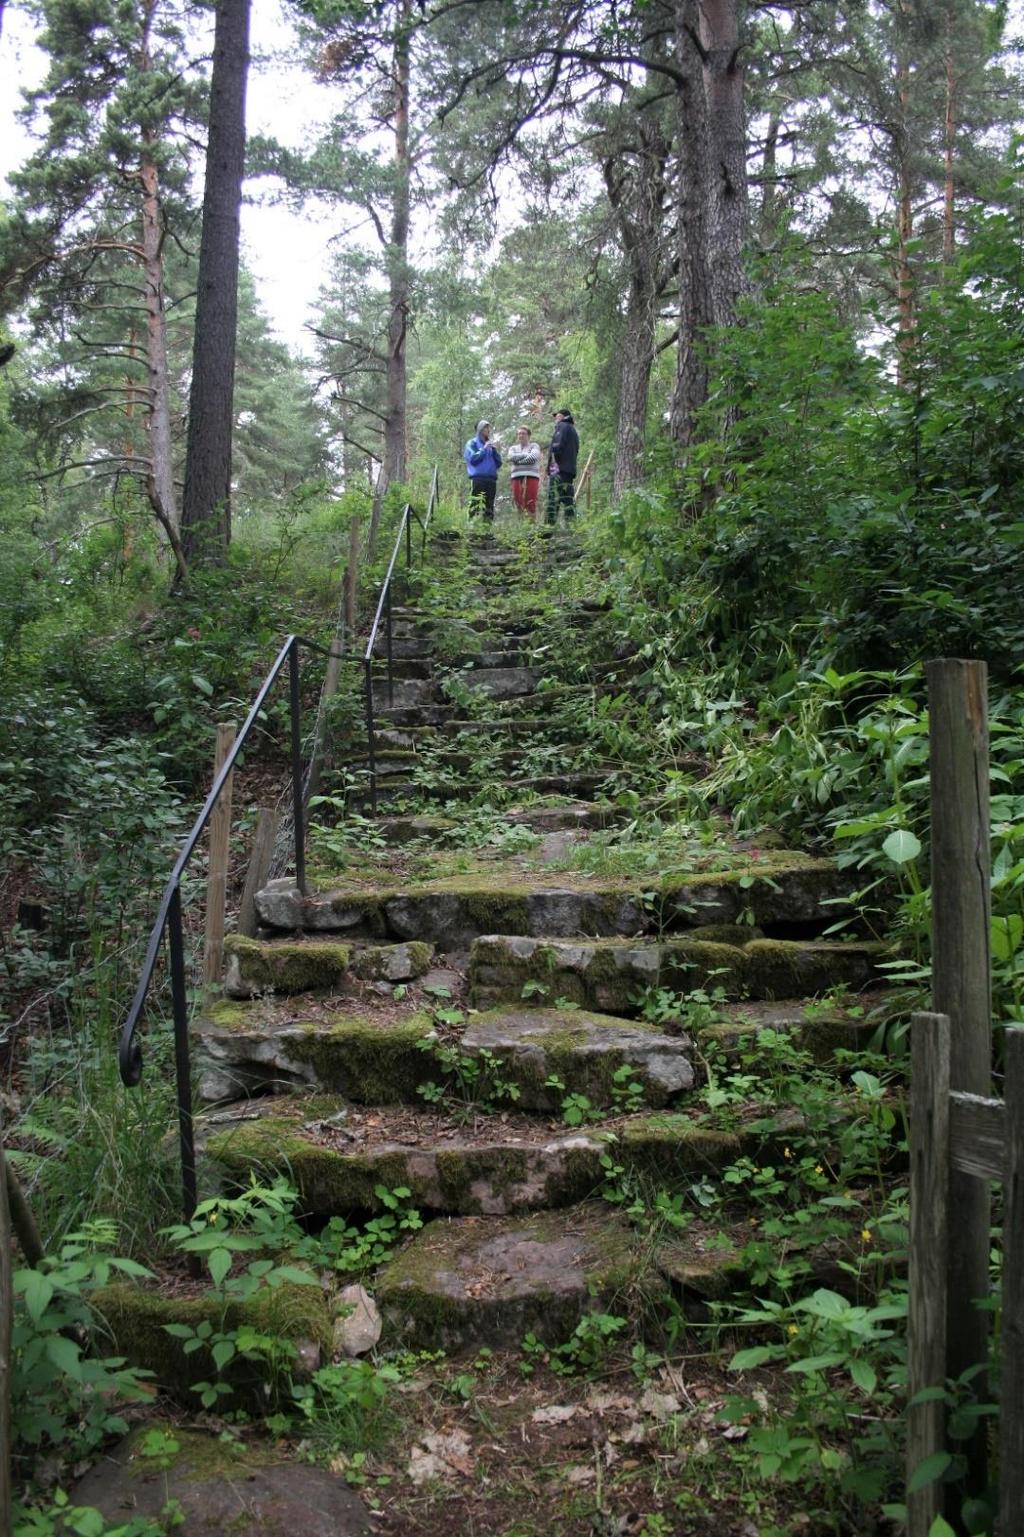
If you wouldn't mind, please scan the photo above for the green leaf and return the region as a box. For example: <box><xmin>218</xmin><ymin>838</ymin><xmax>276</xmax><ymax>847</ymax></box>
<box><xmin>45</xmin><ymin>1334</ymin><xmax>84</xmax><ymax>1379</ymax></box>
<box><xmin>927</xmin><ymin>1518</ymin><xmax>957</xmax><ymax>1537</ymax></box>
<box><xmin>728</xmin><ymin>1346</ymin><xmax>781</xmax><ymax>1371</ymax></box>
<box><xmin>882</xmin><ymin>828</ymin><xmax>921</xmax><ymax>864</ymax></box>
<box><xmin>191</xmin><ymin>673</ymin><xmax>214</xmax><ymax>696</ymax></box>
<box><xmin>786</xmin><ymin>1353</ymin><xmax>843</xmax><ymax>1374</ymax></box>
<box><xmin>212</xmin><ymin>1339</ymin><xmax>236</xmax><ymax>1371</ymax></box>
<box><xmin>849</xmin><ymin>1358</ymin><xmax>876</xmax><ymax>1394</ymax></box>
<box><xmin>208</xmin><ymin>1247</ymin><xmax>233</xmax><ymax>1288</ymax></box>
<box><xmin>20</xmin><ymin>1270</ymin><xmax>54</xmax><ymax>1323</ymax></box>
<box><xmin>908</xmin><ymin>1450</ymin><xmax>953</xmax><ymax>1493</ymax></box>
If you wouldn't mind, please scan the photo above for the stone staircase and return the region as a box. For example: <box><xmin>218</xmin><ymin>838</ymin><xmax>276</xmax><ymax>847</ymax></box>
<box><xmin>193</xmin><ymin>526</ymin><xmax>889</xmax><ymax>1355</ymax></box>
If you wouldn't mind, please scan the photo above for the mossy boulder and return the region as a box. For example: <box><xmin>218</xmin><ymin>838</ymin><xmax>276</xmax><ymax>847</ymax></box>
<box><xmin>223</xmin><ymin>935</ymin><xmax>353</xmax><ymax>999</ymax></box>
<box><xmin>376</xmin><ymin>1205</ymin><xmax>640</xmax><ymax>1349</ymax></box>
<box><xmin>70</xmin><ymin>1423</ymin><xmax>370</xmax><ymax>1535</ymax></box>
<box><xmin>255</xmin><ymin>879</ymin><xmax>388</xmax><ymax>936</ymax></box>
<box><xmin>93</xmin><ymin>1279</ymin><xmax>331</xmax><ymax>1408</ymax></box>
<box><xmin>349</xmin><ymin>940</ymin><xmax>434</xmax><ymax>982</ymax></box>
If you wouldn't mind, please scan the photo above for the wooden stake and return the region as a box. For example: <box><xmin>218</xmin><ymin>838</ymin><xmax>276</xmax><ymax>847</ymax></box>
<box><xmin>203</xmin><ymin>723</ymin><xmax>236</xmax><ymax>988</ymax></box>
<box><xmin>907</xmin><ymin>1011</ymin><xmax>951</xmax><ymax>1537</ymax></box>
<box><xmin>236</xmin><ymin>808</ymin><xmax>280</xmax><ymax>939</ymax></box>
<box><xmin>926</xmin><ymin>659</ymin><xmax>991</xmax><ymax>1489</ymax></box>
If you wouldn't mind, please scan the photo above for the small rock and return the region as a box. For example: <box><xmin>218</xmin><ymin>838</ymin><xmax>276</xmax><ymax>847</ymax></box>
<box><xmin>294</xmin><ymin>1339</ymin><xmax>322</xmax><ymax>1377</ymax></box>
<box><xmin>333</xmin><ymin>1284</ymin><xmax>382</xmax><ymax>1357</ymax></box>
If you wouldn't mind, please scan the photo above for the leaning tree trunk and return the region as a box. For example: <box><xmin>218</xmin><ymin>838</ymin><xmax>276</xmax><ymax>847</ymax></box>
<box><xmin>181</xmin><ymin>0</ymin><xmax>250</xmax><ymax>566</ymax></box>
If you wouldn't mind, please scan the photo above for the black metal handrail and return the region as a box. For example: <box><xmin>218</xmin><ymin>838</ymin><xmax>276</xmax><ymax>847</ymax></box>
<box><xmin>363</xmin><ymin>468</ymin><xmax>440</xmax><ymax>812</ymax></box>
<box><xmin>118</xmin><ymin>630</ymin><xmax>341</xmax><ymax>1218</ymax></box>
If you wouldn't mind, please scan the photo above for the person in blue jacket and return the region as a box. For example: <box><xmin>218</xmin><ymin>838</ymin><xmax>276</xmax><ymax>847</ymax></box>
<box><xmin>463</xmin><ymin>419</ymin><xmax>502</xmax><ymax>522</ymax></box>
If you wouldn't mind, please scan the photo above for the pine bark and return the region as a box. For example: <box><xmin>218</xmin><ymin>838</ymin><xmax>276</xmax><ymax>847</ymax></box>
<box><xmin>668</xmin><ymin>0</ymin><xmax>714</xmax><ymax>449</ymax></box>
<box><xmin>384</xmin><ymin>0</ymin><xmax>411</xmax><ymax>487</ymax></box>
<box><xmin>181</xmin><ymin>0</ymin><xmax>250</xmax><ymax>565</ymax></box>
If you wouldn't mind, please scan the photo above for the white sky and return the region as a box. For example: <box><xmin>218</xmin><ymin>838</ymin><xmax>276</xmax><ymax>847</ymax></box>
<box><xmin>0</xmin><ymin>0</ymin><xmax>343</xmax><ymax>355</ymax></box>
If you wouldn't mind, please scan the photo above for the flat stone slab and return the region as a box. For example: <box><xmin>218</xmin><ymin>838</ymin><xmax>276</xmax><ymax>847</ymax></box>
<box><xmin>454</xmin><ymin>666</ymin><xmax>540</xmax><ymax>700</ymax></box>
<box><xmin>192</xmin><ymin>1003</ymin><xmax>693</xmax><ymax>1108</ymax></box>
<box><xmin>376</xmin><ymin>1206</ymin><xmax>638</xmax><ymax>1349</ymax></box>
<box><xmin>199</xmin><ymin>1097</ymin><xmax>735</xmax><ymax>1218</ymax></box>
<box><xmin>469</xmin><ymin>933</ymin><xmax>883</xmax><ymax>1013</ymax></box>
<box><xmin>72</xmin><ymin>1427</ymin><xmax>369</xmax><ymax>1536</ymax></box>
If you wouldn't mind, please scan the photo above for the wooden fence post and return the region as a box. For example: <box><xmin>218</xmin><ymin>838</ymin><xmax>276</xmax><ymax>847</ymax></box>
<box><xmin>236</xmin><ymin>808</ymin><xmax>281</xmax><ymax>939</ymax></box>
<box><xmin>927</xmin><ymin>657</ymin><xmax>992</xmax><ymax>1489</ymax></box>
<box><xmin>1002</xmin><ymin>1026</ymin><xmax>1024</xmax><ymax>1533</ymax></box>
<box><xmin>0</xmin><ymin>1104</ymin><xmax>12</xmax><ymax>1537</ymax></box>
<box><xmin>203</xmin><ymin>723</ymin><xmax>236</xmax><ymax>988</ymax></box>
<box><xmin>907</xmin><ymin>1010</ymin><xmax>951</xmax><ymax>1537</ymax></box>
<box><xmin>346</xmin><ymin>513</ymin><xmax>359</xmax><ymax>638</ymax></box>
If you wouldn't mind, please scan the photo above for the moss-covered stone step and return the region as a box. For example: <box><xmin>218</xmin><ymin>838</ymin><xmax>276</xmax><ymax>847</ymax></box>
<box><xmin>192</xmin><ymin>1003</ymin><xmax>694</xmax><ymax>1107</ymax></box>
<box><xmin>468</xmin><ymin>933</ymin><xmax>883</xmax><ymax>1013</ymax></box>
<box><xmin>223</xmin><ymin>935</ymin><xmax>433</xmax><ymax>999</ymax></box>
<box><xmin>357</xmin><ymin>769</ymin><xmax>614</xmax><ymax>810</ymax></box>
<box><xmin>94</xmin><ymin>1280</ymin><xmax>331</xmax><ymax>1407</ymax></box>
<box><xmin>375</xmin><ymin>1205</ymin><xmax>639</xmax><ymax>1350</ymax></box>
<box><xmin>363</xmin><ymin>801</ymin><xmax>625</xmax><ymax>846</ymax></box>
<box><xmin>254</xmin><ymin>855</ymin><xmax>853</xmax><ymax>947</ymax></box>
<box><xmin>199</xmin><ymin>1097</ymin><xmax>745</xmax><ymax>1218</ymax></box>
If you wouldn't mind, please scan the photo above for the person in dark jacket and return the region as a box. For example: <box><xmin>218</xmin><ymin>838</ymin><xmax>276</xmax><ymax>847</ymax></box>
<box><xmin>463</xmin><ymin>419</ymin><xmax>502</xmax><ymax>522</ymax></box>
<box><xmin>545</xmin><ymin>407</ymin><xmax>579</xmax><ymax>526</ymax></box>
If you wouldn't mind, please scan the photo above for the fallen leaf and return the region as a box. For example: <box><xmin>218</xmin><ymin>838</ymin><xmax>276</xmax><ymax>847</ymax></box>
<box><xmin>407</xmin><ymin>1428</ymin><xmax>474</xmax><ymax>1484</ymax></box>
<box><xmin>531</xmin><ymin>1404</ymin><xmax>578</xmax><ymax>1425</ymax></box>
<box><xmin>564</xmin><ymin>1465</ymin><xmax>595</xmax><ymax>1486</ymax></box>
<box><xmin>640</xmin><ymin>1389</ymin><xmax>681</xmax><ymax>1422</ymax></box>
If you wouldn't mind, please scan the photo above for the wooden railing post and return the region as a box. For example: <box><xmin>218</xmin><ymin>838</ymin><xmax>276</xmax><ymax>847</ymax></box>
<box><xmin>203</xmin><ymin>722</ymin><xmax>236</xmax><ymax>988</ymax></box>
<box><xmin>926</xmin><ymin>658</ymin><xmax>992</xmax><ymax>1490</ymax></box>
<box><xmin>907</xmin><ymin>1010</ymin><xmax>951</xmax><ymax>1537</ymax></box>
<box><xmin>0</xmin><ymin>1104</ymin><xmax>12</xmax><ymax>1537</ymax></box>
<box><xmin>1002</xmin><ymin>1026</ymin><xmax>1024</xmax><ymax>1533</ymax></box>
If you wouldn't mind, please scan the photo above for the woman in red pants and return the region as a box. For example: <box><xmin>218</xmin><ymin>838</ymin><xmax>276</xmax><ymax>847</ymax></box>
<box><xmin>507</xmin><ymin>424</ymin><xmax>541</xmax><ymax>521</ymax></box>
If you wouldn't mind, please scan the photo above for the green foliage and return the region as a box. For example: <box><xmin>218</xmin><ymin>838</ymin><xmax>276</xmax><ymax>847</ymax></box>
<box><xmin>12</xmin><ymin>1222</ymin><xmax>154</xmax><ymax>1473</ymax></box>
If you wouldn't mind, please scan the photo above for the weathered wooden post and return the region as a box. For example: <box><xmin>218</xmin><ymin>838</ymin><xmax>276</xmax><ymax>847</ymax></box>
<box><xmin>1002</xmin><ymin>1026</ymin><xmax>1024</xmax><ymax>1534</ymax></box>
<box><xmin>0</xmin><ymin>1104</ymin><xmax>12</xmax><ymax>1537</ymax></box>
<box><xmin>907</xmin><ymin>1011</ymin><xmax>951</xmax><ymax>1537</ymax></box>
<box><xmin>926</xmin><ymin>659</ymin><xmax>991</xmax><ymax>1489</ymax></box>
<box><xmin>345</xmin><ymin>513</ymin><xmax>359</xmax><ymax>639</ymax></box>
<box><xmin>203</xmin><ymin>722</ymin><xmax>236</xmax><ymax>988</ymax></box>
<box><xmin>236</xmin><ymin>808</ymin><xmax>280</xmax><ymax>939</ymax></box>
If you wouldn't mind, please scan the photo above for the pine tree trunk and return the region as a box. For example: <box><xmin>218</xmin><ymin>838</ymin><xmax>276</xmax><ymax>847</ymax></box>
<box><xmin>140</xmin><ymin>148</ymin><xmax>178</xmax><ymax>540</ymax></box>
<box><xmin>943</xmin><ymin>25</ymin><xmax>956</xmax><ymax>265</ymax></box>
<box><xmin>700</xmin><ymin>0</ymin><xmax>749</xmax><ymax>329</ymax></box>
<box><xmin>668</xmin><ymin>0</ymin><xmax>714</xmax><ymax>449</ymax></box>
<box><xmin>613</xmin><ymin>280</ymin><xmax>655</xmax><ymax>498</ymax></box>
<box><xmin>181</xmin><ymin>0</ymin><xmax>250</xmax><ymax>566</ymax></box>
<box><xmin>383</xmin><ymin>0</ymin><xmax>411</xmax><ymax>487</ymax></box>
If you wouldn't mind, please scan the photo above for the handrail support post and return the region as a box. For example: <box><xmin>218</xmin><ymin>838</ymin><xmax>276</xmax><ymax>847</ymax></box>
<box><xmin>289</xmin><ymin>639</ymin><xmax>306</xmax><ymax>896</ymax></box>
<box><xmin>168</xmin><ymin>885</ymin><xmax>197</xmax><ymax>1221</ymax></box>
